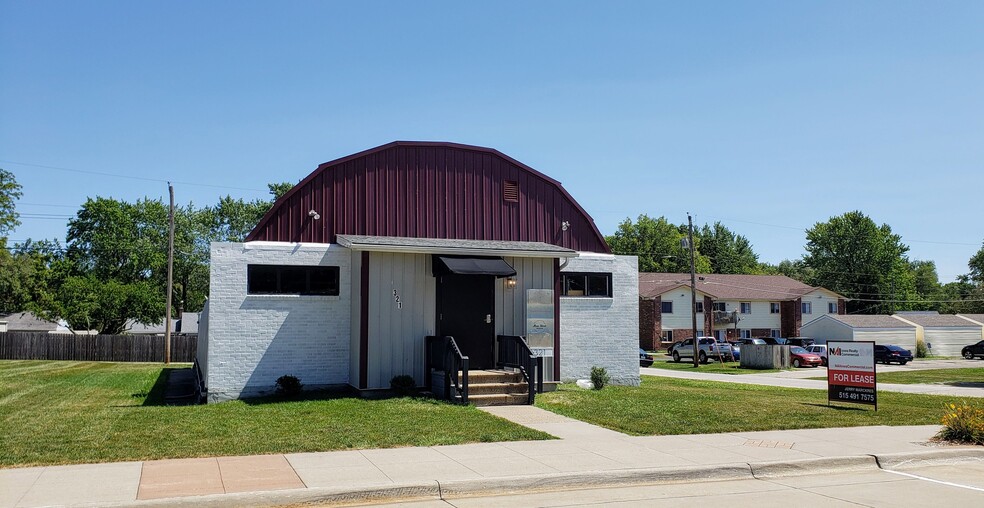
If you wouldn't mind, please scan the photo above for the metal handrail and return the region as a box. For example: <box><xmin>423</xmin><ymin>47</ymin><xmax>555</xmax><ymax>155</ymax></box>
<box><xmin>426</xmin><ymin>335</ymin><xmax>469</xmax><ymax>404</ymax></box>
<box><xmin>495</xmin><ymin>335</ymin><xmax>543</xmax><ymax>404</ymax></box>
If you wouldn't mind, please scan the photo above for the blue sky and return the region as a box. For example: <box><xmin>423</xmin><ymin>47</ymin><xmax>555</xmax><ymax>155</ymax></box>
<box><xmin>2</xmin><ymin>1</ymin><xmax>982</xmax><ymax>282</ymax></box>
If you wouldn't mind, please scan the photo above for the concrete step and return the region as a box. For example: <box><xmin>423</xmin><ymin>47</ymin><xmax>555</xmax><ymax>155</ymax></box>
<box><xmin>461</xmin><ymin>370</ymin><xmax>525</xmax><ymax>384</ymax></box>
<box><xmin>468</xmin><ymin>382</ymin><xmax>530</xmax><ymax>395</ymax></box>
<box><xmin>468</xmin><ymin>393</ymin><xmax>531</xmax><ymax>407</ymax></box>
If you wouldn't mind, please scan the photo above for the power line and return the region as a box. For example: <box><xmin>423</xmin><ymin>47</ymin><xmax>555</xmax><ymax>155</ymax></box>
<box><xmin>0</xmin><ymin>159</ymin><xmax>268</xmax><ymax>193</ymax></box>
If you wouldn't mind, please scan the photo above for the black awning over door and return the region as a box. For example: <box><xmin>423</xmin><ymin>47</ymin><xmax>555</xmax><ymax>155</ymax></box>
<box><xmin>432</xmin><ymin>255</ymin><xmax>517</xmax><ymax>278</ymax></box>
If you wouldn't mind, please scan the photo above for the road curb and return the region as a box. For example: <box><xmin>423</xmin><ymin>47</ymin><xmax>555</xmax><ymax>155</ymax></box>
<box><xmin>750</xmin><ymin>455</ymin><xmax>878</xmax><ymax>478</ymax></box>
<box><xmin>874</xmin><ymin>447</ymin><xmax>984</xmax><ymax>470</ymax></box>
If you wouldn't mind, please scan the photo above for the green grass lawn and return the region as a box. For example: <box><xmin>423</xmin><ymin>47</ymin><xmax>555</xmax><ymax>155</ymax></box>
<box><xmin>647</xmin><ymin>358</ymin><xmax>782</xmax><ymax>374</ymax></box>
<box><xmin>535</xmin><ymin>375</ymin><xmax>954</xmax><ymax>436</ymax></box>
<box><xmin>0</xmin><ymin>361</ymin><xmax>550</xmax><ymax>467</ymax></box>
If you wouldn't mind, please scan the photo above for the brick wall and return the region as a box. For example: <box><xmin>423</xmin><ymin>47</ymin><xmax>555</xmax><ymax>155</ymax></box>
<box><xmin>204</xmin><ymin>242</ymin><xmax>352</xmax><ymax>402</ymax></box>
<box><xmin>639</xmin><ymin>298</ymin><xmax>658</xmax><ymax>350</ymax></box>
<box><xmin>838</xmin><ymin>298</ymin><xmax>846</xmax><ymax>314</ymax></box>
<box><xmin>560</xmin><ymin>254</ymin><xmax>640</xmax><ymax>386</ymax></box>
<box><xmin>780</xmin><ymin>299</ymin><xmax>803</xmax><ymax>337</ymax></box>
<box><xmin>703</xmin><ymin>296</ymin><xmax>714</xmax><ymax>336</ymax></box>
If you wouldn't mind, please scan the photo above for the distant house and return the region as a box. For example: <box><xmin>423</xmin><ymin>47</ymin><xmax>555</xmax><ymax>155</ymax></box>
<box><xmin>639</xmin><ymin>273</ymin><xmax>846</xmax><ymax>349</ymax></box>
<box><xmin>799</xmin><ymin>314</ymin><xmax>919</xmax><ymax>351</ymax></box>
<box><xmin>124</xmin><ymin>312</ymin><xmax>200</xmax><ymax>336</ymax></box>
<box><xmin>0</xmin><ymin>312</ymin><xmax>77</xmax><ymax>334</ymax></box>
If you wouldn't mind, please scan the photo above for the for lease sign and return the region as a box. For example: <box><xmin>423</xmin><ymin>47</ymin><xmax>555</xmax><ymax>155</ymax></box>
<box><xmin>827</xmin><ymin>341</ymin><xmax>876</xmax><ymax>408</ymax></box>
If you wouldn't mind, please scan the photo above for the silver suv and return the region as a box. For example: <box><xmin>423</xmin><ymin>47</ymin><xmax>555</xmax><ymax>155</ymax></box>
<box><xmin>669</xmin><ymin>337</ymin><xmax>729</xmax><ymax>364</ymax></box>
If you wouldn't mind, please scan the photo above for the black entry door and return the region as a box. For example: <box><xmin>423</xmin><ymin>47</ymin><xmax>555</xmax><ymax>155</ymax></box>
<box><xmin>437</xmin><ymin>274</ymin><xmax>495</xmax><ymax>369</ymax></box>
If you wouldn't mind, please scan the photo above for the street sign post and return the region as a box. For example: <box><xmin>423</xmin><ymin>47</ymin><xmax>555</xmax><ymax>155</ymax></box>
<box><xmin>827</xmin><ymin>341</ymin><xmax>877</xmax><ymax>410</ymax></box>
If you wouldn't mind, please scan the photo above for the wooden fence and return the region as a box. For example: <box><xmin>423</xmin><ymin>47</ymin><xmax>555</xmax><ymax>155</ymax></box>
<box><xmin>0</xmin><ymin>332</ymin><xmax>198</xmax><ymax>363</ymax></box>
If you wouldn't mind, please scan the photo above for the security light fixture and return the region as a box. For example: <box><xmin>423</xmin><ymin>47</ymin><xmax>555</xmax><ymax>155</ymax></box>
<box><xmin>561</xmin><ymin>220</ymin><xmax>570</xmax><ymax>231</ymax></box>
<box><xmin>506</xmin><ymin>277</ymin><xmax>518</xmax><ymax>289</ymax></box>
<box><xmin>308</xmin><ymin>210</ymin><xmax>321</xmax><ymax>220</ymax></box>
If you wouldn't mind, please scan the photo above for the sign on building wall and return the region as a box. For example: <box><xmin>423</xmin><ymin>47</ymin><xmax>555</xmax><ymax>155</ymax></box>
<box><xmin>526</xmin><ymin>289</ymin><xmax>554</xmax><ymax>352</ymax></box>
<box><xmin>827</xmin><ymin>341</ymin><xmax>877</xmax><ymax>410</ymax></box>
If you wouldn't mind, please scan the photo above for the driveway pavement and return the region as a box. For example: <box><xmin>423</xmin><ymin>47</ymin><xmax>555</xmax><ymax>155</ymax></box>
<box><xmin>2</xmin><ymin>405</ymin><xmax>982</xmax><ymax>508</ymax></box>
<box><xmin>642</xmin><ymin>359</ymin><xmax>984</xmax><ymax>398</ymax></box>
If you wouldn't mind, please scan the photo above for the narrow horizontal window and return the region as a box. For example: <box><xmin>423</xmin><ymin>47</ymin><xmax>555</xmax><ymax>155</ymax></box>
<box><xmin>247</xmin><ymin>265</ymin><xmax>340</xmax><ymax>296</ymax></box>
<box><xmin>561</xmin><ymin>272</ymin><xmax>612</xmax><ymax>297</ymax></box>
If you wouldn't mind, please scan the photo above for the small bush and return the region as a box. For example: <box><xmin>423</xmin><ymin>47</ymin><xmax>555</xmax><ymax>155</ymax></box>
<box><xmin>275</xmin><ymin>375</ymin><xmax>303</xmax><ymax>397</ymax></box>
<box><xmin>590</xmin><ymin>366</ymin><xmax>610</xmax><ymax>390</ymax></box>
<box><xmin>390</xmin><ymin>375</ymin><xmax>417</xmax><ymax>396</ymax></box>
<box><xmin>936</xmin><ymin>402</ymin><xmax>984</xmax><ymax>445</ymax></box>
<box><xmin>915</xmin><ymin>338</ymin><xmax>928</xmax><ymax>358</ymax></box>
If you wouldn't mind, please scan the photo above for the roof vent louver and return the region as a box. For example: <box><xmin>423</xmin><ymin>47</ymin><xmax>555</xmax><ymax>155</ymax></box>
<box><xmin>503</xmin><ymin>180</ymin><xmax>519</xmax><ymax>202</ymax></box>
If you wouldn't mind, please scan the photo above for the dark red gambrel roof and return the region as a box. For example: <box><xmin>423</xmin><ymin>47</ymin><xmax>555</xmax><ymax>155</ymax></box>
<box><xmin>246</xmin><ymin>141</ymin><xmax>611</xmax><ymax>253</ymax></box>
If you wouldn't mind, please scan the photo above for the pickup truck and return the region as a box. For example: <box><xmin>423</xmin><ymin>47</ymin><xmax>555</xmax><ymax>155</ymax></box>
<box><xmin>669</xmin><ymin>337</ymin><xmax>732</xmax><ymax>363</ymax></box>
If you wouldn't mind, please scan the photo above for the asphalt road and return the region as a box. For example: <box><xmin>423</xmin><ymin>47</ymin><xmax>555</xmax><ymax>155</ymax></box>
<box><xmin>349</xmin><ymin>461</ymin><xmax>984</xmax><ymax>507</ymax></box>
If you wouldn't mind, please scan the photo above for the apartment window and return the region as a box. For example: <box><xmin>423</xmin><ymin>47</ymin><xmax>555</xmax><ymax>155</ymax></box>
<box><xmin>740</xmin><ymin>302</ymin><xmax>751</xmax><ymax>314</ymax></box>
<box><xmin>247</xmin><ymin>265</ymin><xmax>340</xmax><ymax>296</ymax></box>
<box><xmin>770</xmin><ymin>302</ymin><xmax>780</xmax><ymax>314</ymax></box>
<box><xmin>694</xmin><ymin>301</ymin><xmax>704</xmax><ymax>313</ymax></box>
<box><xmin>661</xmin><ymin>301</ymin><xmax>673</xmax><ymax>313</ymax></box>
<box><xmin>828</xmin><ymin>302</ymin><xmax>838</xmax><ymax>313</ymax></box>
<box><xmin>661</xmin><ymin>330</ymin><xmax>673</xmax><ymax>342</ymax></box>
<box><xmin>561</xmin><ymin>273</ymin><xmax>612</xmax><ymax>297</ymax></box>
<box><xmin>802</xmin><ymin>302</ymin><xmax>812</xmax><ymax>314</ymax></box>
<box><xmin>740</xmin><ymin>329</ymin><xmax>751</xmax><ymax>339</ymax></box>
<box><xmin>771</xmin><ymin>329</ymin><xmax>781</xmax><ymax>338</ymax></box>
<box><xmin>712</xmin><ymin>302</ymin><xmax>726</xmax><ymax>312</ymax></box>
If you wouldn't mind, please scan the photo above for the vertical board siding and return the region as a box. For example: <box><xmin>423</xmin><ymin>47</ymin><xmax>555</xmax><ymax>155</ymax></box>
<box><xmin>366</xmin><ymin>252</ymin><xmax>436</xmax><ymax>389</ymax></box>
<box><xmin>247</xmin><ymin>142</ymin><xmax>609</xmax><ymax>253</ymax></box>
<box><xmin>0</xmin><ymin>332</ymin><xmax>198</xmax><ymax>362</ymax></box>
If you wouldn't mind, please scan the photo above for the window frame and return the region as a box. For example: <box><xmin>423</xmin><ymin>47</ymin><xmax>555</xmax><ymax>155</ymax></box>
<box><xmin>247</xmin><ymin>264</ymin><xmax>341</xmax><ymax>296</ymax></box>
<box><xmin>561</xmin><ymin>272</ymin><xmax>612</xmax><ymax>298</ymax></box>
<box><xmin>712</xmin><ymin>302</ymin><xmax>726</xmax><ymax>312</ymax></box>
<box><xmin>694</xmin><ymin>301</ymin><xmax>704</xmax><ymax>313</ymax></box>
<box><xmin>828</xmin><ymin>301</ymin><xmax>838</xmax><ymax>313</ymax></box>
<box><xmin>661</xmin><ymin>301</ymin><xmax>673</xmax><ymax>313</ymax></box>
<box><xmin>801</xmin><ymin>301</ymin><xmax>812</xmax><ymax>314</ymax></box>
<box><xmin>661</xmin><ymin>330</ymin><xmax>673</xmax><ymax>342</ymax></box>
<box><xmin>740</xmin><ymin>302</ymin><xmax>752</xmax><ymax>314</ymax></box>
<box><xmin>770</xmin><ymin>302</ymin><xmax>781</xmax><ymax>314</ymax></box>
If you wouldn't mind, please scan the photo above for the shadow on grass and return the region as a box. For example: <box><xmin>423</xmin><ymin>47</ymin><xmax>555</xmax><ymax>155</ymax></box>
<box><xmin>801</xmin><ymin>403</ymin><xmax>869</xmax><ymax>411</ymax></box>
<box><xmin>133</xmin><ymin>367</ymin><xmax>175</xmax><ymax>406</ymax></box>
<box><xmin>239</xmin><ymin>388</ymin><xmax>448</xmax><ymax>406</ymax></box>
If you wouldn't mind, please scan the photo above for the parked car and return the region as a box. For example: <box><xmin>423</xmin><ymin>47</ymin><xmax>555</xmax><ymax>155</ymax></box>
<box><xmin>806</xmin><ymin>344</ymin><xmax>828</xmax><ymax>366</ymax></box>
<box><xmin>639</xmin><ymin>348</ymin><xmax>655</xmax><ymax>367</ymax></box>
<box><xmin>725</xmin><ymin>340</ymin><xmax>741</xmax><ymax>361</ymax></box>
<box><xmin>786</xmin><ymin>337</ymin><xmax>815</xmax><ymax>347</ymax></box>
<box><xmin>737</xmin><ymin>338</ymin><xmax>767</xmax><ymax>346</ymax></box>
<box><xmin>874</xmin><ymin>344</ymin><xmax>913</xmax><ymax>365</ymax></box>
<box><xmin>760</xmin><ymin>337</ymin><xmax>787</xmax><ymax>345</ymax></box>
<box><xmin>789</xmin><ymin>346</ymin><xmax>823</xmax><ymax>368</ymax></box>
<box><xmin>962</xmin><ymin>340</ymin><xmax>984</xmax><ymax>360</ymax></box>
<box><xmin>669</xmin><ymin>337</ymin><xmax>727</xmax><ymax>364</ymax></box>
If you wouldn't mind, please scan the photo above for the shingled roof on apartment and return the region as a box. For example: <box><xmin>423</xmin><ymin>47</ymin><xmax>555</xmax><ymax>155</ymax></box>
<box><xmin>638</xmin><ymin>273</ymin><xmax>840</xmax><ymax>300</ymax></box>
<box><xmin>893</xmin><ymin>312</ymin><xmax>982</xmax><ymax>327</ymax></box>
<box><xmin>825</xmin><ymin>314</ymin><xmax>917</xmax><ymax>328</ymax></box>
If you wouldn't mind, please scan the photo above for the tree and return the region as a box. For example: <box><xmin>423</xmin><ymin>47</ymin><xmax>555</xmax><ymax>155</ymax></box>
<box><xmin>606</xmin><ymin>214</ymin><xmax>711</xmax><ymax>273</ymax></box>
<box><xmin>759</xmin><ymin>259</ymin><xmax>815</xmax><ymax>282</ymax></box>
<box><xmin>968</xmin><ymin>241</ymin><xmax>984</xmax><ymax>284</ymax></box>
<box><xmin>695</xmin><ymin>222</ymin><xmax>760</xmax><ymax>274</ymax></box>
<box><xmin>0</xmin><ymin>169</ymin><xmax>23</xmax><ymax>245</ymax></box>
<box><xmin>803</xmin><ymin>211</ymin><xmax>914</xmax><ymax>314</ymax></box>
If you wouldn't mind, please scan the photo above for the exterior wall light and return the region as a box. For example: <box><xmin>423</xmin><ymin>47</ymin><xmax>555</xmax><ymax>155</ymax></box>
<box><xmin>505</xmin><ymin>277</ymin><xmax>518</xmax><ymax>289</ymax></box>
<box><xmin>561</xmin><ymin>220</ymin><xmax>570</xmax><ymax>231</ymax></box>
<box><xmin>308</xmin><ymin>210</ymin><xmax>321</xmax><ymax>220</ymax></box>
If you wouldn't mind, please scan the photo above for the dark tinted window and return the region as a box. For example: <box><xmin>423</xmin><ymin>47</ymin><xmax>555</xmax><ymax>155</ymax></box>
<box><xmin>561</xmin><ymin>273</ymin><xmax>612</xmax><ymax>297</ymax></box>
<box><xmin>661</xmin><ymin>301</ymin><xmax>673</xmax><ymax>313</ymax></box>
<box><xmin>247</xmin><ymin>265</ymin><xmax>340</xmax><ymax>295</ymax></box>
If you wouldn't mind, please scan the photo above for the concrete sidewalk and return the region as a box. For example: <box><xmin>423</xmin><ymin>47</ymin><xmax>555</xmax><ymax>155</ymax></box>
<box><xmin>641</xmin><ymin>365</ymin><xmax>984</xmax><ymax>397</ymax></box>
<box><xmin>2</xmin><ymin>406</ymin><xmax>982</xmax><ymax>508</ymax></box>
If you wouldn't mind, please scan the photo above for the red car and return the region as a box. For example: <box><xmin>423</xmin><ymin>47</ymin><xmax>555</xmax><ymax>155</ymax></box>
<box><xmin>789</xmin><ymin>346</ymin><xmax>822</xmax><ymax>368</ymax></box>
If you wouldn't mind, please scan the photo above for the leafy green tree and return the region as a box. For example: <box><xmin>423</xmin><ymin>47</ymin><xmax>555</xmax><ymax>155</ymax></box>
<box><xmin>0</xmin><ymin>169</ymin><xmax>23</xmax><ymax>246</ymax></box>
<box><xmin>967</xmin><ymin>241</ymin><xmax>984</xmax><ymax>284</ymax></box>
<box><xmin>695</xmin><ymin>222</ymin><xmax>760</xmax><ymax>274</ymax></box>
<box><xmin>758</xmin><ymin>259</ymin><xmax>815</xmax><ymax>282</ymax></box>
<box><xmin>803</xmin><ymin>211</ymin><xmax>914</xmax><ymax>314</ymax></box>
<box><xmin>607</xmin><ymin>214</ymin><xmax>711</xmax><ymax>273</ymax></box>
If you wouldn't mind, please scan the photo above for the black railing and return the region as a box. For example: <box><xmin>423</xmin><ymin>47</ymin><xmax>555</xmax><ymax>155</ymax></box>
<box><xmin>495</xmin><ymin>335</ymin><xmax>543</xmax><ymax>405</ymax></box>
<box><xmin>425</xmin><ymin>335</ymin><xmax>469</xmax><ymax>404</ymax></box>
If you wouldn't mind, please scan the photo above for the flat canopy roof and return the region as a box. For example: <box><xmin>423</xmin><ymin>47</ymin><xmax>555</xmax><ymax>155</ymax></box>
<box><xmin>336</xmin><ymin>234</ymin><xmax>578</xmax><ymax>258</ymax></box>
<box><xmin>433</xmin><ymin>255</ymin><xmax>517</xmax><ymax>278</ymax></box>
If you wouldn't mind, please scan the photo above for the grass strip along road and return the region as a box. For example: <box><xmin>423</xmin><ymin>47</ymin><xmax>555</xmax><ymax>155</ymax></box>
<box><xmin>536</xmin><ymin>375</ymin><xmax>955</xmax><ymax>436</ymax></box>
<box><xmin>0</xmin><ymin>361</ymin><xmax>550</xmax><ymax>467</ymax></box>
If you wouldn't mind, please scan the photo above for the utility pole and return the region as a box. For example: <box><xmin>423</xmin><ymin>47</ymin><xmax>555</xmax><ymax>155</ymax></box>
<box><xmin>165</xmin><ymin>183</ymin><xmax>175</xmax><ymax>365</ymax></box>
<box><xmin>688</xmin><ymin>213</ymin><xmax>699</xmax><ymax>368</ymax></box>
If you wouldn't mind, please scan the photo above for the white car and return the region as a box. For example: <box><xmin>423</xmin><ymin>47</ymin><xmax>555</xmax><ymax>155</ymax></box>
<box><xmin>669</xmin><ymin>337</ymin><xmax>731</xmax><ymax>364</ymax></box>
<box><xmin>806</xmin><ymin>344</ymin><xmax>828</xmax><ymax>366</ymax></box>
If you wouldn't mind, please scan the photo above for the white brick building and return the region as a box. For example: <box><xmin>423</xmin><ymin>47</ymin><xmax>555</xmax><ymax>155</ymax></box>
<box><xmin>199</xmin><ymin>142</ymin><xmax>639</xmax><ymax>402</ymax></box>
